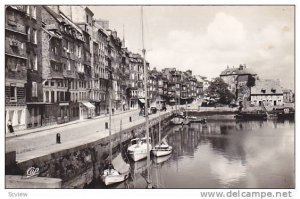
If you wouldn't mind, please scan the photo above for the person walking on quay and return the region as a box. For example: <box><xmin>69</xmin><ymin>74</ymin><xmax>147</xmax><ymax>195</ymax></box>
<box><xmin>7</xmin><ymin>120</ymin><xmax>14</xmax><ymax>134</ymax></box>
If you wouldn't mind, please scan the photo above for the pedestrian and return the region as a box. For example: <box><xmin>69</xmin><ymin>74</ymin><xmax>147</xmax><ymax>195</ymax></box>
<box><xmin>7</xmin><ymin>120</ymin><xmax>14</xmax><ymax>134</ymax></box>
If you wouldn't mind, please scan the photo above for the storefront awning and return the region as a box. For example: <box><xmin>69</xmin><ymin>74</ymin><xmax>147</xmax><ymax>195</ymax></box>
<box><xmin>81</xmin><ymin>101</ymin><xmax>95</xmax><ymax>109</ymax></box>
<box><xmin>138</xmin><ymin>98</ymin><xmax>145</xmax><ymax>103</ymax></box>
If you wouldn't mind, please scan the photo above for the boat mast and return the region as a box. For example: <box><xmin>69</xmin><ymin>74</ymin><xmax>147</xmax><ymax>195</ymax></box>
<box><xmin>109</xmin><ymin>81</ymin><xmax>112</xmax><ymax>164</ymax></box>
<box><xmin>141</xmin><ymin>6</ymin><xmax>151</xmax><ymax>186</ymax></box>
<box><xmin>158</xmin><ymin>106</ymin><xmax>161</xmax><ymax>145</ymax></box>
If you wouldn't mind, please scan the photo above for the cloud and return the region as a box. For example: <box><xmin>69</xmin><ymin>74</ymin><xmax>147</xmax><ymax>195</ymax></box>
<box><xmin>147</xmin><ymin>11</ymin><xmax>294</xmax><ymax>89</ymax></box>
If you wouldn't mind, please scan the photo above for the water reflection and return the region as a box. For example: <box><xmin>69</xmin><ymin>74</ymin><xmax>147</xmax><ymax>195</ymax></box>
<box><xmin>89</xmin><ymin>119</ymin><xmax>294</xmax><ymax>188</ymax></box>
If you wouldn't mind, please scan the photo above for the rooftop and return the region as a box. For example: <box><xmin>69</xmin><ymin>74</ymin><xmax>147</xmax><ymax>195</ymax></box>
<box><xmin>220</xmin><ymin>65</ymin><xmax>256</xmax><ymax>76</ymax></box>
<box><xmin>251</xmin><ymin>79</ymin><xmax>283</xmax><ymax>95</ymax></box>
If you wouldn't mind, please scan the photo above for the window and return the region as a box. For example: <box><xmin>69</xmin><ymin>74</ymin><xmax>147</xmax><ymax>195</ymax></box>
<box><xmin>33</xmin><ymin>54</ymin><xmax>37</xmax><ymax>70</ymax></box>
<box><xmin>45</xmin><ymin>81</ymin><xmax>48</xmax><ymax>86</ymax></box>
<box><xmin>67</xmin><ymin>60</ymin><xmax>71</xmax><ymax>71</ymax></box>
<box><xmin>67</xmin><ymin>41</ymin><xmax>70</xmax><ymax>52</ymax></box>
<box><xmin>26</xmin><ymin>6</ymin><xmax>30</xmax><ymax>16</ymax></box>
<box><xmin>78</xmin><ymin>46</ymin><xmax>82</xmax><ymax>58</ymax></box>
<box><xmin>53</xmin><ymin>46</ymin><xmax>57</xmax><ymax>55</ymax></box>
<box><xmin>10</xmin><ymin>84</ymin><xmax>17</xmax><ymax>102</ymax></box>
<box><xmin>32</xmin><ymin>82</ymin><xmax>37</xmax><ymax>97</ymax></box>
<box><xmin>50</xmin><ymin>81</ymin><xmax>54</xmax><ymax>86</ymax></box>
<box><xmin>27</xmin><ymin>27</ymin><xmax>31</xmax><ymax>42</ymax></box>
<box><xmin>32</xmin><ymin>29</ymin><xmax>37</xmax><ymax>44</ymax></box>
<box><xmin>7</xmin><ymin>10</ymin><xmax>15</xmax><ymax>22</ymax></box>
<box><xmin>45</xmin><ymin>91</ymin><xmax>49</xmax><ymax>102</ymax></box>
<box><xmin>31</xmin><ymin>6</ymin><xmax>36</xmax><ymax>19</ymax></box>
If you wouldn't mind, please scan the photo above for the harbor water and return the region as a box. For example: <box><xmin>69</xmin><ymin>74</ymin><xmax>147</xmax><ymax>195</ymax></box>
<box><xmin>87</xmin><ymin>119</ymin><xmax>295</xmax><ymax>189</ymax></box>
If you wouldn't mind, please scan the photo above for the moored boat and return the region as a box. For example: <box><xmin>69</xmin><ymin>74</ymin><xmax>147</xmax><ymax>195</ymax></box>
<box><xmin>152</xmin><ymin>139</ymin><xmax>172</xmax><ymax>157</ymax></box>
<box><xmin>235</xmin><ymin>111</ymin><xmax>267</xmax><ymax>120</ymax></box>
<box><xmin>101</xmin><ymin>154</ymin><xmax>130</xmax><ymax>186</ymax></box>
<box><xmin>188</xmin><ymin>116</ymin><xmax>207</xmax><ymax>124</ymax></box>
<box><xmin>128</xmin><ymin>137</ymin><xmax>152</xmax><ymax>162</ymax></box>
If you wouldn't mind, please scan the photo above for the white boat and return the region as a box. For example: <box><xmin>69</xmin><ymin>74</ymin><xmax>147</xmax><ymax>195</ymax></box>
<box><xmin>152</xmin><ymin>109</ymin><xmax>173</xmax><ymax>157</ymax></box>
<box><xmin>170</xmin><ymin>117</ymin><xmax>184</xmax><ymax>125</ymax></box>
<box><xmin>101</xmin><ymin>153</ymin><xmax>130</xmax><ymax>186</ymax></box>
<box><xmin>152</xmin><ymin>138</ymin><xmax>172</xmax><ymax>157</ymax></box>
<box><xmin>101</xmin><ymin>87</ymin><xmax>130</xmax><ymax>186</ymax></box>
<box><xmin>101</xmin><ymin>168</ymin><xmax>129</xmax><ymax>186</ymax></box>
<box><xmin>128</xmin><ymin>137</ymin><xmax>152</xmax><ymax>161</ymax></box>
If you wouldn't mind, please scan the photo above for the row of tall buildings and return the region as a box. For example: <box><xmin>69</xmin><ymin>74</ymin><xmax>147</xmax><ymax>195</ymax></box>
<box><xmin>5</xmin><ymin>5</ymin><xmax>208</xmax><ymax>131</ymax></box>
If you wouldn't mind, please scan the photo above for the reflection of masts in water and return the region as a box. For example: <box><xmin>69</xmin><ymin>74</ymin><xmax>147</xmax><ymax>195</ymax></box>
<box><xmin>141</xmin><ymin>6</ymin><xmax>151</xmax><ymax>187</ymax></box>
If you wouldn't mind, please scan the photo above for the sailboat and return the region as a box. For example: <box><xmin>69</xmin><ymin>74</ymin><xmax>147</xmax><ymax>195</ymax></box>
<box><xmin>127</xmin><ymin>6</ymin><xmax>153</xmax><ymax>188</ymax></box>
<box><xmin>152</xmin><ymin>108</ymin><xmax>173</xmax><ymax>157</ymax></box>
<box><xmin>101</xmin><ymin>78</ymin><xmax>130</xmax><ymax>186</ymax></box>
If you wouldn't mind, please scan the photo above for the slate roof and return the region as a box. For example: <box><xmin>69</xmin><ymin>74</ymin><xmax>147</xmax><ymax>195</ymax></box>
<box><xmin>251</xmin><ymin>79</ymin><xmax>283</xmax><ymax>95</ymax></box>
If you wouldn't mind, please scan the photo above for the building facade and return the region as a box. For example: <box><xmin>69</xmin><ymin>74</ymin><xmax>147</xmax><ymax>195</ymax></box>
<box><xmin>220</xmin><ymin>64</ymin><xmax>257</xmax><ymax>101</ymax></box>
<box><xmin>250</xmin><ymin>79</ymin><xmax>284</xmax><ymax>107</ymax></box>
<box><xmin>5</xmin><ymin>6</ymin><xmax>28</xmax><ymax>131</ymax></box>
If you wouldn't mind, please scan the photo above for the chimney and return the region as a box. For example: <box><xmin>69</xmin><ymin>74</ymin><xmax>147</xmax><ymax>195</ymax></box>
<box><xmin>239</xmin><ymin>64</ymin><xmax>244</xmax><ymax>70</ymax></box>
<box><xmin>112</xmin><ymin>31</ymin><xmax>117</xmax><ymax>38</ymax></box>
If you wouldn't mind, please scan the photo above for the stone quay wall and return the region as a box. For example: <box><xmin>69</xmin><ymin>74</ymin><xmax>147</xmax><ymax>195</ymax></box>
<box><xmin>15</xmin><ymin>112</ymin><xmax>173</xmax><ymax>188</ymax></box>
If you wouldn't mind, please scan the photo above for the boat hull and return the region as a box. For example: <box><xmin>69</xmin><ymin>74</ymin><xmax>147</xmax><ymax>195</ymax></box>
<box><xmin>170</xmin><ymin>117</ymin><xmax>184</xmax><ymax>125</ymax></box>
<box><xmin>152</xmin><ymin>146</ymin><xmax>173</xmax><ymax>157</ymax></box>
<box><xmin>101</xmin><ymin>170</ymin><xmax>129</xmax><ymax>186</ymax></box>
<box><xmin>128</xmin><ymin>144</ymin><xmax>152</xmax><ymax>162</ymax></box>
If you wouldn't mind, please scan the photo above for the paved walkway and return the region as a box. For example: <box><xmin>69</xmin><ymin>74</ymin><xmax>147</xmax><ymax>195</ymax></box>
<box><xmin>5</xmin><ymin>109</ymin><xmax>136</xmax><ymax>139</ymax></box>
<box><xmin>6</xmin><ymin>102</ymin><xmax>204</xmax><ymax>163</ymax></box>
<box><xmin>6</xmin><ymin>108</ymin><xmax>173</xmax><ymax>163</ymax></box>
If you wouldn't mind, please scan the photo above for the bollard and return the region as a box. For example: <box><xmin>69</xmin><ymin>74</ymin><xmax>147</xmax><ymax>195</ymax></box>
<box><xmin>56</xmin><ymin>133</ymin><xmax>61</xmax><ymax>144</ymax></box>
<box><xmin>105</xmin><ymin>122</ymin><xmax>108</xmax><ymax>129</ymax></box>
<box><xmin>129</xmin><ymin>116</ymin><xmax>132</xmax><ymax>122</ymax></box>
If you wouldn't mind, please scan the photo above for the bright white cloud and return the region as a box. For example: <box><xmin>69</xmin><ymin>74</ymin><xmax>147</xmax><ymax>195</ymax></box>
<box><xmin>147</xmin><ymin>11</ymin><xmax>294</xmax><ymax>89</ymax></box>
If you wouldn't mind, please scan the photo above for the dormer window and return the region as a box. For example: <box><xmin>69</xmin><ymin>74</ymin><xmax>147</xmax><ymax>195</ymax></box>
<box><xmin>271</xmin><ymin>88</ymin><xmax>276</xmax><ymax>93</ymax></box>
<box><xmin>261</xmin><ymin>89</ymin><xmax>266</xmax><ymax>94</ymax></box>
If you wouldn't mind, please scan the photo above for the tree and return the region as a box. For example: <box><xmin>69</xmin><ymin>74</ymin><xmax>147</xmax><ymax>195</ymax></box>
<box><xmin>206</xmin><ymin>77</ymin><xmax>235</xmax><ymax>104</ymax></box>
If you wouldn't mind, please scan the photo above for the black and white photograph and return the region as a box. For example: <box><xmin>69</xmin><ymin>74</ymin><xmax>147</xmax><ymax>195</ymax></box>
<box><xmin>2</xmin><ymin>1</ymin><xmax>297</xmax><ymax>198</ymax></box>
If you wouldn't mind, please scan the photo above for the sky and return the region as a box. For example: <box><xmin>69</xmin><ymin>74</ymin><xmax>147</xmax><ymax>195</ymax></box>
<box><xmin>90</xmin><ymin>6</ymin><xmax>294</xmax><ymax>90</ymax></box>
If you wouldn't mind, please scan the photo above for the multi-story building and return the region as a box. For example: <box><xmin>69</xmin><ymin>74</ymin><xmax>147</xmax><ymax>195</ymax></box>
<box><xmin>92</xmin><ymin>22</ymin><xmax>109</xmax><ymax>115</ymax></box>
<box><xmin>24</xmin><ymin>6</ymin><xmax>44</xmax><ymax>129</ymax></box>
<box><xmin>153</xmin><ymin>70</ymin><xmax>168</xmax><ymax>109</ymax></box>
<box><xmin>59</xmin><ymin>12</ymin><xmax>84</xmax><ymax>122</ymax></box>
<box><xmin>129</xmin><ymin>53</ymin><xmax>144</xmax><ymax>109</ymax></box>
<box><xmin>195</xmin><ymin>75</ymin><xmax>205</xmax><ymax>99</ymax></box>
<box><xmin>168</xmin><ymin>69</ymin><xmax>182</xmax><ymax>105</ymax></box>
<box><xmin>250</xmin><ymin>79</ymin><xmax>283</xmax><ymax>107</ymax></box>
<box><xmin>59</xmin><ymin>6</ymin><xmax>96</xmax><ymax>119</ymax></box>
<box><xmin>5</xmin><ymin>6</ymin><xmax>28</xmax><ymax>131</ymax></box>
<box><xmin>41</xmin><ymin>6</ymin><xmax>70</xmax><ymax>125</ymax></box>
<box><xmin>148</xmin><ymin>68</ymin><xmax>158</xmax><ymax>106</ymax></box>
<box><xmin>283</xmin><ymin>89</ymin><xmax>294</xmax><ymax>103</ymax></box>
<box><xmin>220</xmin><ymin>64</ymin><xmax>257</xmax><ymax>101</ymax></box>
<box><xmin>121</xmin><ymin>47</ymin><xmax>131</xmax><ymax>111</ymax></box>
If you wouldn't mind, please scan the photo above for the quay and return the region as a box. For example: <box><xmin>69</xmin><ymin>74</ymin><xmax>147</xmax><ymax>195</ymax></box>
<box><xmin>5</xmin><ymin>109</ymin><xmax>174</xmax><ymax>188</ymax></box>
<box><xmin>5</xmin><ymin>102</ymin><xmax>294</xmax><ymax>188</ymax></box>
